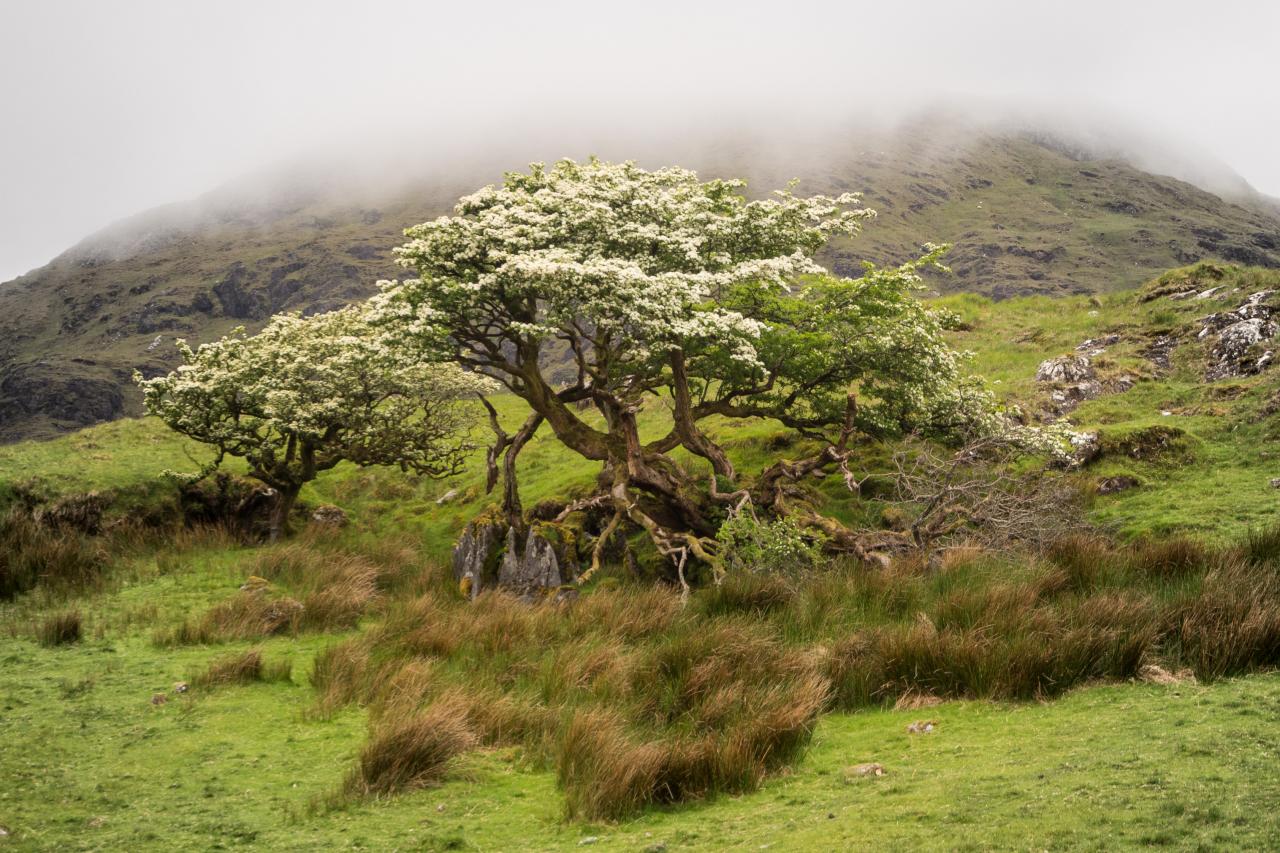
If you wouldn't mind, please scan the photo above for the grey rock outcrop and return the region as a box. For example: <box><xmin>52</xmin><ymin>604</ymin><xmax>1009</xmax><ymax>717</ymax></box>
<box><xmin>1198</xmin><ymin>290</ymin><xmax>1279</xmax><ymax>380</ymax></box>
<box><xmin>1207</xmin><ymin>318</ymin><xmax>1277</xmax><ymax>380</ymax></box>
<box><xmin>1036</xmin><ymin>355</ymin><xmax>1102</xmax><ymax>414</ymax></box>
<box><xmin>452</xmin><ymin>520</ymin><xmax>500</xmax><ymax>600</ymax></box>
<box><xmin>452</xmin><ymin>520</ymin><xmax>564</xmax><ymax>600</ymax></box>
<box><xmin>498</xmin><ymin>527</ymin><xmax>562</xmax><ymax>595</ymax></box>
<box><xmin>311</xmin><ymin>504</ymin><xmax>348</xmax><ymax>527</ymax></box>
<box><xmin>1036</xmin><ymin>355</ymin><xmax>1095</xmax><ymax>383</ymax></box>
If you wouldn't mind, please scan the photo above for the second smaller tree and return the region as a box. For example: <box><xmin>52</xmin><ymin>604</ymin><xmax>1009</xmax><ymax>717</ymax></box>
<box><xmin>138</xmin><ymin>306</ymin><xmax>491</xmax><ymax>539</ymax></box>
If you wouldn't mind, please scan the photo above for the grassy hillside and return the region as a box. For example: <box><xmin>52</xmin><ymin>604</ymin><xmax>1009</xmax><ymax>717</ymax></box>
<box><xmin>3</xmin><ymin>123</ymin><xmax>1279</xmax><ymax>443</ymax></box>
<box><xmin>9</xmin><ymin>263</ymin><xmax>1280</xmax><ymax>547</ymax></box>
<box><xmin>6</xmin><ymin>266</ymin><xmax>1280</xmax><ymax>848</ymax></box>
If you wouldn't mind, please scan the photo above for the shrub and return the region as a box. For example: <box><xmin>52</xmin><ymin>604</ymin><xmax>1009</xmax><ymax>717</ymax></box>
<box><xmin>716</xmin><ymin>514</ymin><xmax>825</xmax><ymax>576</ymax></box>
<box><xmin>35</xmin><ymin>610</ymin><xmax>82</xmax><ymax>646</ymax></box>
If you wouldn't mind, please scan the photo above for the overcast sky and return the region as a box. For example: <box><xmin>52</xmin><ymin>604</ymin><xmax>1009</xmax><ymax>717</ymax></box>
<box><xmin>1</xmin><ymin>0</ymin><xmax>1278</xmax><ymax>281</ymax></box>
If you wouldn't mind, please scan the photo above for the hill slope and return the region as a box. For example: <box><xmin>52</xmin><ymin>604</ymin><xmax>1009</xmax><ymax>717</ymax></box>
<box><xmin>3</xmin><ymin>124</ymin><xmax>1280</xmax><ymax>442</ymax></box>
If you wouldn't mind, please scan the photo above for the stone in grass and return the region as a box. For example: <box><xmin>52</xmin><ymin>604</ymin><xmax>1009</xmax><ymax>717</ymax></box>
<box><xmin>843</xmin><ymin>763</ymin><xmax>887</xmax><ymax>781</ymax></box>
<box><xmin>1097</xmin><ymin>475</ymin><xmax>1141</xmax><ymax>495</ymax></box>
<box><xmin>239</xmin><ymin>575</ymin><xmax>270</xmax><ymax>592</ymax></box>
<box><xmin>893</xmin><ymin>691</ymin><xmax>944</xmax><ymax>711</ymax></box>
<box><xmin>1035</xmin><ymin>355</ymin><xmax>1095</xmax><ymax>383</ymax></box>
<box><xmin>1138</xmin><ymin>663</ymin><xmax>1195</xmax><ymax>685</ymax></box>
<box><xmin>906</xmin><ymin>720</ymin><xmax>938</xmax><ymax>734</ymax></box>
<box><xmin>311</xmin><ymin>504</ymin><xmax>348</xmax><ymax>527</ymax></box>
<box><xmin>1271</xmin><ymin>478</ymin><xmax>1280</xmax><ymax>490</ymax></box>
<box><xmin>150</xmin><ymin>692</ymin><xmax>168</xmax><ymax>706</ymax></box>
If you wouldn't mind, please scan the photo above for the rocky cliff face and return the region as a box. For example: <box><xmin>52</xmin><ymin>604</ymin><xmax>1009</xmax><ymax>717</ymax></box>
<box><xmin>2</xmin><ymin>125</ymin><xmax>1279</xmax><ymax>443</ymax></box>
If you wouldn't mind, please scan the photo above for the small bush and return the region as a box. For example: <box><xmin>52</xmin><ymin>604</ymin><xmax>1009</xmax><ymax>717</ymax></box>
<box><xmin>716</xmin><ymin>514</ymin><xmax>824</xmax><ymax>576</ymax></box>
<box><xmin>36</xmin><ymin>610</ymin><xmax>82</xmax><ymax>646</ymax></box>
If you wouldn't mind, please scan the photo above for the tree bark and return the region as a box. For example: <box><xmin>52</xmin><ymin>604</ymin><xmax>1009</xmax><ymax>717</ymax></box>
<box><xmin>267</xmin><ymin>483</ymin><xmax>301</xmax><ymax>543</ymax></box>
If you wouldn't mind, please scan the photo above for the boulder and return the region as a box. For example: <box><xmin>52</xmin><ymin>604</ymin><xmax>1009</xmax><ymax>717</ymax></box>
<box><xmin>1036</xmin><ymin>355</ymin><xmax>1095</xmax><ymax>383</ymax></box>
<box><xmin>499</xmin><ymin>527</ymin><xmax>563</xmax><ymax>594</ymax></box>
<box><xmin>1075</xmin><ymin>334</ymin><xmax>1121</xmax><ymax>356</ymax></box>
<box><xmin>1097</xmin><ymin>475</ymin><xmax>1140</xmax><ymax>494</ymax></box>
<box><xmin>454</xmin><ymin>520</ymin><xmax>567</xmax><ymax>599</ymax></box>
<box><xmin>1067</xmin><ymin>431</ymin><xmax>1102</xmax><ymax>467</ymax></box>
<box><xmin>1207</xmin><ymin>318</ymin><xmax>1277</xmax><ymax>380</ymax></box>
<box><xmin>310</xmin><ymin>504</ymin><xmax>348</xmax><ymax>527</ymax></box>
<box><xmin>452</xmin><ymin>520</ymin><xmax>500</xmax><ymax>600</ymax></box>
<box><xmin>843</xmin><ymin>763</ymin><xmax>886</xmax><ymax>780</ymax></box>
<box><xmin>1048</xmin><ymin>379</ymin><xmax>1103</xmax><ymax>413</ymax></box>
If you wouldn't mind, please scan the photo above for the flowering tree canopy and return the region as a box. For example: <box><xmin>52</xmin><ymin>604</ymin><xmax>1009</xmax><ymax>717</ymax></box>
<box><xmin>137</xmin><ymin>306</ymin><xmax>492</xmax><ymax>538</ymax></box>
<box><xmin>374</xmin><ymin>158</ymin><xmax>1024</xmax><ymax>574</ymax></box>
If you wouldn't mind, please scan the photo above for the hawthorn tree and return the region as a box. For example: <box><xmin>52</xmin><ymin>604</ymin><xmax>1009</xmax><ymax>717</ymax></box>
<box><xmin>137</xmin><ymin>306</ymin><xmax>492</xmax><ymax>539</ymax></box>
<box><xmin>373</xmin><ymin>158</ymin><xmax>1039</xmax><ymax>576</ymax></box>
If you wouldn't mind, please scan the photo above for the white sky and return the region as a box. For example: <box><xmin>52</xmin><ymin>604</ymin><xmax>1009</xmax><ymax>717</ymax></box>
<box><xmin>1</xmin><ymin>0</ymin><xmax>1278</xmax><ymax>281</ymax></box>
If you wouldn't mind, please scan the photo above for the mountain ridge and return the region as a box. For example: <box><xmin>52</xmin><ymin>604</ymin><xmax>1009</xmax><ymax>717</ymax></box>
<box><xmin>4</xmin><ymin>124</ymin><xmax>1280</xmax><ymax>443</ymax></box>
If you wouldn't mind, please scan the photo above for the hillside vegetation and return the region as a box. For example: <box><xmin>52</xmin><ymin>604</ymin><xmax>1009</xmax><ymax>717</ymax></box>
<box><xmin>4</xmin><ymin>124</ymin><xmax>1280</xmax><ymax>442</ymax></box>
<box><xmin>4</xmin><ymin>265</ymin><xmax>1280</xmax><ymax>847</ymax></box>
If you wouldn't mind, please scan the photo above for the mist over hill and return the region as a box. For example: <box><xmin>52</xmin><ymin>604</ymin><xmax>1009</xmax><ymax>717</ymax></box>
<box><xmin>3</xmin><ymin>116</ymin><xmax>1280</xmax><ymax>443</ymax></box>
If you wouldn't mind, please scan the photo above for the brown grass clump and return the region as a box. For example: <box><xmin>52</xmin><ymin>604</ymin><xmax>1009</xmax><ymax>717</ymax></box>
<box><xmin>566</xmin><ymin>585</ymin><xmax>682</xmax><ymax>640</ymax></box>
<box><xmin>191</xmin><ymin>648</ymin><xmax>292</xmax><ymax>688</ymax></box>
<box><xmin>303</xmin><ymin>523</ymin><xmax>1280</xmax><ymax>821</ymax></box>
<box><xmin>299</xmin><ymin>563</ymin><xmax>380</xmax><ymax>632</ymax></box>
<box><xmin>556</xmin><ymin>708</ymin><xmax>665</xmax><ymax>821</ymax></box>
<box><xmin>1126</xmin><ymin>535</ymin><xmax>1209</xmax><ymax>581</ymax></box>
<box><xmin>557</xmin><ymin>673</ymin><xmax>828</xmax><ymax>820</ymax></box>
<box><xmin>1175</xmin><ymin>559</ymin><xmax>1280</xmax><ymax>681</ymax></box>
<box><xmin>35</xmin><ymin>610</ymin><xmax>82</xmax><ymax>646</ymax></box>
<box><xmin>309</xmin><ymin>638</ymin><xmax>372</xmax><ymax>716</ymax></box>
<box><xmin>157</xmin><ymin>592</ymin><xmax>304</xmax><ymax>646</ymax></box>
<box><xmin>344</xmin><ymin>695</ymin><xmax>479</xmax><ymax>797</ymax></box>
<box><xmin>0</xmin><ymin>511</ymin><xmax>108</xmax><ymax>600</ymax></box>
<box><xmin>157</xmin><ymin>543</ymin><xmax>401</xmax><ymax>646</ymax></box>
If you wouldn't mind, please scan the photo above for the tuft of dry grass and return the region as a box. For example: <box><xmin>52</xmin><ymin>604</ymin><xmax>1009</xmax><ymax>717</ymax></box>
<box><xmin>191</xmin><ymin>648</ymin><xmax>292</xmax><ymax>688</ymax></box>
<box><xmin>344</xmin><ymin>695</ymin><xmax>479</xmax><ymax>797</ymax></box>
<box><xmin>1175</xmin><ymin>558</ymin><xmax>1280</xmax><ymax>681</ymax></box>
<box><xmin>0</xmin><ymin>511</ymin><xmax>108</xmax><ymax>600</ymax></box>
<box><xmin>156</xmin><ymin>592</ymin><xmax>304</xmax><ymax>646</ymax></box>
<box><xmin>35</xmin><ymin>610</ymin><xmax>82</xmax><ymax>646</ymax></box>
